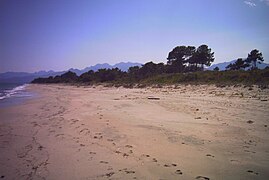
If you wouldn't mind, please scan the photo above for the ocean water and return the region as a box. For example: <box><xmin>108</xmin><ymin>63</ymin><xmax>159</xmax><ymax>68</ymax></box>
<box><xmin>0</xmin><ymin>83</ymin><xmax>34</xmax><ymax>107</ymax></box>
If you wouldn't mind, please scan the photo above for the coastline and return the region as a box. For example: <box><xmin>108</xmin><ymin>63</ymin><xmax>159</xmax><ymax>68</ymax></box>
<box><xmin>0</xmin><ymin>84</ymin><xmax>268</xmax><ymax>179</ymax></box>
<box><xmin>0</xmin><ymin>83</ymin><xmax>36</xmax><ymax>108</ymax></box>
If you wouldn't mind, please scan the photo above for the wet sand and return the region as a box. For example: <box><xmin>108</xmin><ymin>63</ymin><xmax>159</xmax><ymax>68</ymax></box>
<box><xmin>0</xmin><ymin>84</ymin><xmax>269</xmax><ymax>179</ymax></box>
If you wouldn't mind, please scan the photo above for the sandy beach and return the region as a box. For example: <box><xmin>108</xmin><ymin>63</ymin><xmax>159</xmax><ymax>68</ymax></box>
<box><xmin>0</xmin><ymin>84</ymin><xmax>268</xmax><ymax>180</ymax></box>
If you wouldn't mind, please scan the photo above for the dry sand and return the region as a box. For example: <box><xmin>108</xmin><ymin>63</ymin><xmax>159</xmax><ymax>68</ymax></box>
<box><xmin>0</xmin><ymin>84</ymin><xmax>269</xmax><ymax>180</ymax></box>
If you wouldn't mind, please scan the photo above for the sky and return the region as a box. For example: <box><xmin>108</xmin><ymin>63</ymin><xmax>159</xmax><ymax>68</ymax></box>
<box><xmin>0</xmin><ymin>0</ymin><xmax>268</xmax><ymax>73</ymax></box>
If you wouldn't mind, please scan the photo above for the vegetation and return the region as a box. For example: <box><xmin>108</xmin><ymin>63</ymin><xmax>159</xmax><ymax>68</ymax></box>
<box><xmin>226</xmin><ymin>49</ymin><xmax>264</xmax><ymax>70</ymax></box>
<box><xmin>246</xmin><ymin>49</ymin><xmax>264</xmax><ymax>69</ymax></box>
<box><xmin>167</xmin><ymin>45</ymin><xmax>214</xmax><ymax>72</ymax></box>
<box><xmin>226</xmin><ymin>58</ymin><xmax>250</xmax><ymax>70</ymax></box>
<box><xmin>141</xmin><ymin>69</ymin><xmax>269</xmax><ymax>86</ymax></box>
<box><xmin>32</xmin><ymin>46</ymin><xmax>268</xmax><ymax>86</ymax></box>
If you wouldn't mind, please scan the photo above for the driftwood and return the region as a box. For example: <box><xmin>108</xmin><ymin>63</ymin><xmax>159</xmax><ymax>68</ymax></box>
<box><xmin>147</xmin><ymin>97</ymin><xmax>160</xmax><ymax>100</ymax></box>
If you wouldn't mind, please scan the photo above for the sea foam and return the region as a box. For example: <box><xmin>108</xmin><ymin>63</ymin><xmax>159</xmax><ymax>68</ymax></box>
<box><xmin>0</xmin><ymin>84</ymin><xmax>29</xmax><ymax>100</ymax></box>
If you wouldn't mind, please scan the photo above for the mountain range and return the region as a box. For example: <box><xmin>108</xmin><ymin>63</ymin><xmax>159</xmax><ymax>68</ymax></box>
<box><xmin>1</xmin><ymin>60</ymin><xmax>268</xmax><ymax>84</ymax></box>
<box><xmin>68</xmin><ymin>62</ymin><xmax>142</xmax><ymax>76</ymax></box>
<box><xmin>0</xmin><ymin>62</ymin><xmax>142</xmax><ymax>84</ymax></box>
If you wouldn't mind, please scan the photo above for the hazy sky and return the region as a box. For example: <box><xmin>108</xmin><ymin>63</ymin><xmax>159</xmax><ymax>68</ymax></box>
<box><xmin>0</xmin><ymin>0</ymin><xmax>268</xmax><ymax>73</ymax></box>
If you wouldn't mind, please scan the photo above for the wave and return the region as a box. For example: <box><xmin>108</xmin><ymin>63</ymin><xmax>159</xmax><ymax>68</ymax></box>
<box><xmin>0</xmin><ymin>84</ymin><xmax>29</xmax><ymax>101</ymax></box>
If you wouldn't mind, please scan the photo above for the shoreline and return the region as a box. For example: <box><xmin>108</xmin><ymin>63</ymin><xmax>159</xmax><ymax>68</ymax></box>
<box><xmin>0</xmin><ymin>83</ymin><xmax>37</xmax><ymax>108</ymax></box>
<box><xmin>0</xmin><ymin>84</ymin><xmax>268</xmax><ymax>179</ymax></box>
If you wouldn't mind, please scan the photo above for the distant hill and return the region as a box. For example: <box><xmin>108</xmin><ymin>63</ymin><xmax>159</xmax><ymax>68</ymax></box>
<box><xmin>208</xmin><ymin>60</ymin><xmax>269</xmax><ymax>71</ymax></box>
<box><xmin>0</xmin><ymin>71</ymin><xmax>64</xmax><ymax>84</ymax></box>
<box><xmin>68</xmin><ymin>62</ymin><xmax>142</xmax><ymax>75</ymax></box>
<box><xmin>0</xmin><ymin>62</ymin><xmax>142</xmax><ymax>83</ymax></box>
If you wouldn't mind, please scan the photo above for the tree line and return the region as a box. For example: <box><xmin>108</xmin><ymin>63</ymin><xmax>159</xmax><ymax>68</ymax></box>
<box><xmin>32</xmin><ymin>44</ymin><xmax>215</xmax><ymax>83</ymax></box>
<box><xmin>32</xmin><ymin>45</ymin><xmax>266</xmax><ymax>84</ymax></box>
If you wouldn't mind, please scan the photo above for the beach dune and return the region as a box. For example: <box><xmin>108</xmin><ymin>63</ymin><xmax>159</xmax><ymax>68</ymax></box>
<box><xmin>0</xmin><ymin>84</ymin><xmax>268</xmax><ymax>179</ymax></box>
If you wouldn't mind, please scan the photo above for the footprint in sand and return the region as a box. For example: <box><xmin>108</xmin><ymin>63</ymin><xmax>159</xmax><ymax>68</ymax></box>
<box><xmin>31</xmin><ymin>121</ymin><xmax>41</xmax><ymax>127</ymax></box>
<box><xmin>55</xmin><ymin>134</ymin><xmax>65</xmax><ymax>137</ymax></box>
<box><xmin>142</xmin><ymin>154</ymin><xmax>150</xmax><ymax>158</ymax></box>
<box><xmin>196</xmin><ymin>176</ymin><xmax>210</xmax><ymax>180</ymax></box>
<box><xmin>37</xmin><ymin>145</ymin><xmax>44</xmax><ymax>151</ymax></box>
<box><xmin>125</xmin><ymin>170</ymin><xmax>135</xmax><ymax>174</ymax></box>
<box><xmin>119</xmin><ymin>168</ymin><xmax>127</xmax><ymax>171</ymax></box>
<box><xmin>121</xmin><ymin>169</ymin><xmax>135</xmax><ymax>174</ymax></box>
<box><xmin>70</xmin><ymin>119</ymin><xmax>79</xmax><ymax>125</ymax></box>
<box><xmin>175</xmin><ymin>169</ymin><xmax>183</xmax><ymax>175</ymax></box>
<box><xmin>230</xmin><ymin>159</ymin><xmax>241</xmax><ymax>164</ymax></box>
<box><xmin>244</xmin><ymin>149</ymin><xmax>256</xmax><ymax>154</ymax></box>
<box><xmin>100</xmin><ymin>161</ymin><xmax>109</xmax><ymax>164</ymax></box>
<box><xmin>206</xmin><ymin>154</ymin><xmax>215</xmax><ymax>158</ymax></box>
<box><xmin>93</xmin><ymin>135</ymin><xmax>103</xmax><ymax>139</ymax></box>
<box><xmin>48</xmin><ymin>129</ymin><xmax>56</xmax><ymax>133</ymax></box>
<box><xmin>17</xmin><ymin>144</ymin><xmax>33</xmax><ymax>158</ymax></box>
<box><xmin>247</xmin><ymin>170</ymin><xmax>259</xmax><ymax>175</ymax></box>
<box><xmin>93</xmin><ymin>133</ymin><xmax>103</xmax><ymax>139</ymax></box>
<box><xmin>164</xmin><ymin>163</ymin><xmax>177</xmax><ymax>167</ymax></box>
<box><xmin>123</xmin><ymin>153</ymin><xmax>129</xmax><ymax>157</ymax></box>
<box><xmin>115</xmin><ymin>150</ymin><xmax>121</xmax><ymax>154</ymax></box>
<box><xmin>102</xmin><ymin>172</ymin><xmax>115</xmax><ymax>178</ymax></box>
<box><xmin>79</xmin><ymin>128</ymin><xmax>90</xmax><ymax>135</ymax></box>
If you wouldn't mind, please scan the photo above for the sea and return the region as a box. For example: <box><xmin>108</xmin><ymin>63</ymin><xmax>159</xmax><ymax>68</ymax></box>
<box><xmin>0</xmin><ymin>83</ymin><xmax>34</xmax><ymax>108</ymax></box>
